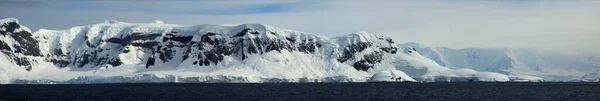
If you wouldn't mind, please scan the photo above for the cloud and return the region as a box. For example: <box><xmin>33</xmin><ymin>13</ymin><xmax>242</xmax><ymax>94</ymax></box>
<box><xmin>0</xmin><ymin>0</ymin><xmax>599</xmax><ymax>54</ymax></box>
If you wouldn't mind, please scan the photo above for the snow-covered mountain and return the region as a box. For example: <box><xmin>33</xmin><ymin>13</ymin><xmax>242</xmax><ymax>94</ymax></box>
<box><xmin>400</xmin><ymin>42</ymin><xmax>599</xmax><ymax>81</ymax></box>
<box><xmin>1</xmin><ymin>18</ymin><xmax>513</xmax><ymax>83</ymax></box>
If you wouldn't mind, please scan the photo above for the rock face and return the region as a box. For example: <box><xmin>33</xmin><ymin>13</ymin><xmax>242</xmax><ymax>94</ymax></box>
<box><xmin>0</xmin><ymin>18</ymin><xmax>42</xmax><ymax>71</ymax></box>
<box><xmin>335</xmin><ymin>31</ymin><xmax>398</xmax><ymax>71</ymax></box>
<box><xmin>0</xmin><ymin>18</ymin><xmax>513</xmax><ymax>83</ymax></box>
<box><xmin>31</xmin><ymin>21</ymin><xmax>397</xmax><ymax>72</ymax></box>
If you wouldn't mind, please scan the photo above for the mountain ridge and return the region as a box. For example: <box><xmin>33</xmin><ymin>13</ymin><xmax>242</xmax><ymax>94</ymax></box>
<box><xmin>0</xmin><ymin>18</ymin><xmax>552</xmax><ymax>83</ymax></box>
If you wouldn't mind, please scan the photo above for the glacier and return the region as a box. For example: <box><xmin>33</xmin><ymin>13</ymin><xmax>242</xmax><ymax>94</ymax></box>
<box><xmin>0</xmin><ymin>18</ymin><xmax>589</xmax><ymax>84</ymax></box>
<box><xmin>400</xmin><ymin>42</ymin><xmax>600</xmax><ymax>81</ymax></box>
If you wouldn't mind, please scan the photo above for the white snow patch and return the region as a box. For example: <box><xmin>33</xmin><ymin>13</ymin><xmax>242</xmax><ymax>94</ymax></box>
<box><xmin>369</xmin><ymin>70</ymin><xmax>415</xmax><ymax>82</ymax></box>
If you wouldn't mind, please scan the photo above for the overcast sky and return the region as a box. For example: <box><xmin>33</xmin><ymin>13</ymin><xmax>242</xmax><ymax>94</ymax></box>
<box><xmin>1</xmin><ymin>0</ymin><xmax>599</xmax><ymax>55</ymax></box>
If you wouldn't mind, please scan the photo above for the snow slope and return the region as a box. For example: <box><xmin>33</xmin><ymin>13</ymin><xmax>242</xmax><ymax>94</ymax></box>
<box><xmin>582</xmin><ymin>70</ymin><xmax>600</xmax><ymax>82</ymax></box>
<box><xmin>393</xmin><ymin>46</ymin><xmax>509</xmax><ymax>82</ymax></box>
<box><xmin>1</xmin><ymin>18</ymin><xmax>510</xmax><ymax>83</ymax></box>
<box><xmin>400</xmin><ymin>42</ymin><xmax>600</xmax><ymax>81</ymax></box>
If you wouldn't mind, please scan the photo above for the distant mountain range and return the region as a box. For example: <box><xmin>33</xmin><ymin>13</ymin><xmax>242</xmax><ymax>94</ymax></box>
<box><xmin>0</xmin><ymin>18</ymin><xmax>596</xmax><ymax>84</ymax></box>
<box><xmin>400</xmin><ymin>42</ymin><xmax>600</xmax><ymax>81</ymax></box>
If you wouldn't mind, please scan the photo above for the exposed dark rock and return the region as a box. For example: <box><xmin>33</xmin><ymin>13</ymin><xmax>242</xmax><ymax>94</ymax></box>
<box><xmin>285</xmin><ymin>37</ymin><xmax>295</xmax><ymax>42</ymax></box>
<box><xmin>364</xmin><ymin>51</ymin><xmax>384</xmax><ymax>63</ymax></box>
<box><xmin>0</xmin><ymin>40</ymin><xmax>11</xmax><ymax>52</ymax></box>
<box><xmin>49</xmin><ymin>58</ymin><xmax>70</xmax><ymax>67</ymax></box>
<box><xmin>200</xmin><ymin>32</ymin><xmax>218</xmax><ymax>43</ymax></box>
<box><xmin>338</xmin><ymin>42</ymin><xmax>372</xmax><ymax>63</ymax></box>
<box><xmin>158</xmin><ymin>46</ymin><xmax>175</xmax><ymax>62</ymax></box>
<box><xmin>352</xmin><ymin>51</ymin><xmax>384</xmax><ymax>71</ymax></box>
<box><xmin>11</xmin><ymin>31</ymin><xmax>41</xmax><ymax>56</ymax></box>
<box><xmin>163</xmin><ymin>33</ymin><xmax>193</xmax><ymax>44</ymax></box>
<box><xmin>298</xmin><ymin>40</ymin><xmax>320</xmax><ymax>53</ymax></box>
<box><xmin>85</xmin><ymin>41</ymin><xmax>95</xmax><ymax>48</ymax></box>
<box><xmin>1</xmin><ymin>22</ymin><xmax>20</xmax><ymax>36</ymax></box>
<box><xmin>380</xmin><ymin>47</ymin><xmax>398</xmax><ymax>54</ymax></box>
<box><xmin>0</xmin><ymin>20</ymin><xmax>44</xmax><ymax>71</ymax></box>
<box><xmin>106</xmin><ymin>37</ymin><xmax>130</xmax><ymax>46</ymax></box>
<box><xmin>405</xmin><ymin>47</ymin><xmax>416</xmax><ymax>54</ymax></box>
<box><xmin>386</xmin><ymin>38</ymin><xmax>394</xmax><ymax>44</ymax></box>
<box><xmin>107</xmin><ymin>33</ymin><xmax>162</xmax><ymax>46</ymax></box>
<box><xmin>123</xmin><ymin>48</ymin><xmax>130</xmax><ymax>53</ymax></box>
<box><xmin>189</xmin><ymin>33</ymin><xmax>230</xmax><ymax>66</ymax></box>
<box><xmin>233</xmin><ymin>28</ymin><xmax>252</xmax><ymax>37</ymax></box>
<box><xmin>353</xmin><ymin>60</ymin><xmax>371</xmax><ymax>71</ymax></box>
<box><xmin>53</xmin><ymin>47</ymin><xmax>64</xmax><ymax>56</ymax></box>
<box><xmin>12</xmin><ymin>56</ymin><xmax>33</xmax><ymax>71</ymax></box>
<box><xmin>146</xmin><ymin>55</ymin><xmax>155</xmax><ymax>68</ymax></box>
<box><xmin>130</xmin><ymin>42</ymin><xmax>159</xmax><ymax>49</ymax></box>
<box><xmin>108</xmin><ymin>58</ymin><xmax>123</xmax><ymax>66</ymax></box>
<box><xmin>0</xmin><ymin>21</ymin><xmax>42</xmax><ymax>56</ymax></box>
<box><xmin>335</xmin><ymin>39</ymin><xmax>398</xmax><ymax>71</ymax></box>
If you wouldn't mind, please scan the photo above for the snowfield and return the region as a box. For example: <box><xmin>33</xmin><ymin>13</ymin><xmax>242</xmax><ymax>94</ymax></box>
<box><xmin>400</xmin><ymin>42</ymin><xmax>600</xmax><ymax>81</ymax></box>
<box><xmin>0</xmin><ymin>18</ymin><xmax>595</xmax><ymax>84</ymax></box>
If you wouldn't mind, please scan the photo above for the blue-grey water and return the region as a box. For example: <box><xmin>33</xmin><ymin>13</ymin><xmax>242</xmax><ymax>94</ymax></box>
<box><xmin>1</xmin><ymin>82</ymin><xmax>600</xmax><ymax>101</ymax></box>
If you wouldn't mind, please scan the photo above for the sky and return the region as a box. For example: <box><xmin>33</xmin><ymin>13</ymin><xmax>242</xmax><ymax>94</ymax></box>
<box><xmin>1</xmin><ymin>0</ymin><xmax>599</xmax><ymax>55</ymax></box>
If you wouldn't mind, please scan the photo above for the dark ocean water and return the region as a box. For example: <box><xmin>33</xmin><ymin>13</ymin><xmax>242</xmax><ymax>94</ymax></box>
<box><xmin>1</xmin><ymin>82</ymin><xmax>600</xmax><ymax>101</ymax></box>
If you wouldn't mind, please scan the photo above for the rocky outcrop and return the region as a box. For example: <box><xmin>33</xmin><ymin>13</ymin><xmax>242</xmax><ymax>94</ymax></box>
<box><xmin>0</xmin><ymin>18</ymin><xmax>42</xmax><ymax>71</ymax></box>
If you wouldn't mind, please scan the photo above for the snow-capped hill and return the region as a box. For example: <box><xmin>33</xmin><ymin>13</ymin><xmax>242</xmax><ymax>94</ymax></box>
<box><xmin>342</xmin><ymin>31</ymin><xmax>394</xmax><ymax>44</ymax></box>
<box><xmin>0</xmin><ymin>18</ymin><xmax>43</xmax><ymax>71</ymax></box>
<box><xmin>393</xmin><ymin>46</ymin><xmax>509</xmax><ymax>82</ymax></box>
<box><xmin>1</xmin><ymin>18</ymin><xmax>39</xmax><ymax>56</ymax></box>
<box><xmin>333</xmin><ymin>31</ymin><xmax>399</xmax><ymax>71</ymax></box>
<box><xmin>399</xmin><ymin>42</ymin><xmax>599</xmax><ymax>81</ymax></box>
<box><xmin>34</xmin><ymin>20</ymin><xmax>177</xmax><ymax>69</ymax></box>
<box><xmin>104</xmin><ymin>20</ymin><xmax>122</xmax><ymax>24</ymax></box>
<box><xmin>334</xmin><ymin>31</ymin><xmax>396</xmax><ymax>48</ymax></box>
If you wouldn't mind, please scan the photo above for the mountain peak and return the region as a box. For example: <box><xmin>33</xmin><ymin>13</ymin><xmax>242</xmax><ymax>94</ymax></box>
<box><xmin>349</xmin><ymin>31</ymin><xmax>387</xmax><ymax>42</ymax></box>
<box><xmin>1</xmin><ymin>18</ymin><xmax>31</xmax><ymax>34</ymax></box>
<box><xmin>233</xmin><ymin>23</ymin><xmax>269</xmax><ymax>31</ymax></box>
<box><xmin>334</xmin><ymin>31</ymin><xmax>395</xmax><ymax>47</ymax></box>
<box><xmin>103</xmin><ymin>20</ymin><xmax>125</xmax><ymax>24</ymax></box>
<box><xmin>0</xmin><ymin>18</ymin><xmax>19</xmax><ymax>24</ymax></box>
<box><xmin>351</xmin><ymin>31</ymin><xmax>377</xmax><ymax>36</ymax></box>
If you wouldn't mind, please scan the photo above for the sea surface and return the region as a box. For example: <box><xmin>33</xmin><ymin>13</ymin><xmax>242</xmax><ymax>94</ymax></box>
<box><xmin>1</xmin><ymin>82</ymin><xmax>600</xmax><ymax>101</ymax></box>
